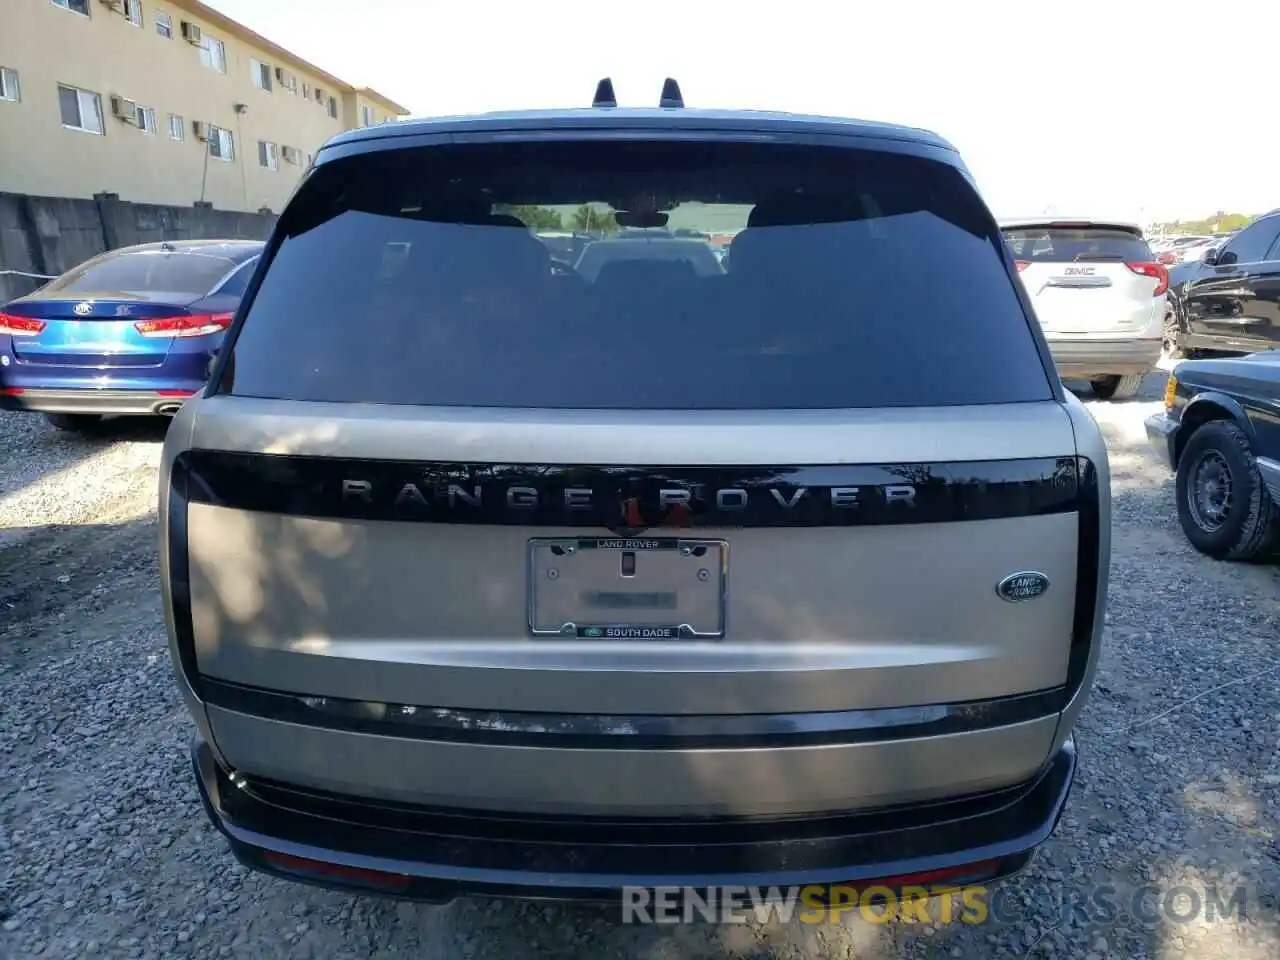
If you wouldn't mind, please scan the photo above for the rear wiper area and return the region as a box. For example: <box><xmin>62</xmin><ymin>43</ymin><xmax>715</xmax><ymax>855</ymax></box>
<box><xmin>1071</xmin><ymin>254</ymin><xmax>1126</xmax><ymax>262</ymax></box>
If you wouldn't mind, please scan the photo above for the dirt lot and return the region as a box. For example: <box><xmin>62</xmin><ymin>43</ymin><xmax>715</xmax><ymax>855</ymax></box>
<box><xmin>2</xmin><ymin>371</ymin><xmax>1279</xmax><ymax>959</ymax></box>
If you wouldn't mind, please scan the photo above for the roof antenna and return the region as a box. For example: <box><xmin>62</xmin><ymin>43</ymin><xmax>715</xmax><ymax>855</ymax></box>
<box><xmin>659</xmin><ymin>78</ymin><xmax>684</xmax><ymax>108</ymax></box>
<box><xmin>592</xmin><ymin>78</ymin><xmax>617</xmax><ymax>108</ymax></box>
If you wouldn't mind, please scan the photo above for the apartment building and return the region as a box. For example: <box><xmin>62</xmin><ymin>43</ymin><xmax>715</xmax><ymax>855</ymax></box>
<box><xmin>0</xmin><ymin>0</ymin><xmax>409</xmax><ymax>212</ymax></box>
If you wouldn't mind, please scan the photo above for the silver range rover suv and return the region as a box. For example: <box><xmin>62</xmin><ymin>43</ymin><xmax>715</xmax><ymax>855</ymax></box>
<box><xmin>160</xmin><ymin>81</ymin><xmax>1110</xmax><ymax>903</ymax></box>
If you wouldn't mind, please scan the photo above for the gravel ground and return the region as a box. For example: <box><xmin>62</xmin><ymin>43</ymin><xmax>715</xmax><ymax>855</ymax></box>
<box><xmin>2</xmin><ymin>374</ymin><xmax>1279</xmax><ymax>960</ymax></box>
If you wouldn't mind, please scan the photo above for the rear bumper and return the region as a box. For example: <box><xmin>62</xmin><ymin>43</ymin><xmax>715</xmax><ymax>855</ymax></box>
<box><xmin>0</xmin><ymin>388</ymin><xmax>195</xmax><ymax>415</ymax></box>
<box><xmin>1046</xmin><ymin>337</ymin><xmax>1163</xmax><ymax>378</ymax></box>
<box><xmin>192</xmin><ymin>733</ymin><xmax>1076</xmax><ymax>903</ymax></box>
<box><xmin>1144</xmin><ymin>411</ymin><xmax>1180</xmax><ymax>471</ymax></box>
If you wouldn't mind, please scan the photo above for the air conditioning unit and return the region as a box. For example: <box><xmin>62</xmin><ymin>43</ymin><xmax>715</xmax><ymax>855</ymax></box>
<box><xmin>192</xmin><ymin>120</ymin><xmax>211</xmax><ymax>141</ymax></box>
<box><xmin>99</xmin><ymin>0</ymin><xmax>125</xmax><ymax>11</ymax></box>
<box><xmin>180</xmin><ymin>21</ymin><xmax>202</xmax><ymax>44</ymax></box>
<box><xmin>110</xmin><ymin>95</ymin><xmax>139</xmax><ymax>124</ymax></box>
<box><xmin>282</xmin><ymin>146</ymin><xmax>300</xmax><ymax>165</ymax></box>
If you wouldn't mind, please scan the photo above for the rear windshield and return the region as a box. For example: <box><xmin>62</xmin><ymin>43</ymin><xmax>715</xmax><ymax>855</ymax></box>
<box><xmin>222</xmin><ymin>140</ymin><xmax>1053</xmax><ymax>409</ymax></box>
<box><xmin>1003</xmin><ymin>226</ymin><xmax>1152</xmax><ymax>263</ymax></box>
<box><xmin>43</xmin><ymin>251</ymin><xmax>240</xmax><ymax>297</ymax></box>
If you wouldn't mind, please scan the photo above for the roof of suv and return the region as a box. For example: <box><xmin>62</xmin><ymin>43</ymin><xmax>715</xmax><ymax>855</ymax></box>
<box><xmin>322</xmin><ymin>107</ymin><xmax>957</xmax><ymax>154</ymax></box>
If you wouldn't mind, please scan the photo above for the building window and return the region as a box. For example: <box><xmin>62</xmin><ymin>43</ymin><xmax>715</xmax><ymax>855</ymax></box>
<box><xmin>0</xmin><ymin>67</ymin><xmax>19</xmax><ymax>103</ymax></box>
<box><xmin>250</xmin><ymin>59</ymin><xmax>272</xmax><ymax>92</ymax></box>
<box><xmin>123</xmin><ymin>0</ymin><xmax>142</xmax><ymax>26</ymax></box>
<box><xmin>302</xmin><ymin>82</ymin><xmax>311</xmax><ymax>100</ymax></box>
<box><xmin>58</xmin><ymin>84</ymin><xmax>104</xmax><ymax>134</ymax></box>
<box><xmin>51</xmin><ymin>0</ymin><xmax>91</xmax><ymax>16</ymax></box>
<box><xmin>155</xmin><ymin>10</ymin><xmax>171</xmax><ymax>37</ymax></box>
<box><xmin>200</xmin><ymin>35</ymin><xmax>227</xmax><ymax>74</ymax></box>
<box><xmin>136</xmin><ymin>104</ymin><xmax>157</xmax><ymax>134</ymax></box>
<box><xmin>208</xmin><ymin>125</ymin><xmax>234</xmax><ymax>161</ymax></box>
<box><xmin>258</xmin><ymin>140</ymin><xmax>279</xmax><ymax>170</ymax></box>
<box><xmin>168</xmin><ymin>113</ymin><xmax>184</xmax><ymax>140</ymax></box>
<box><xmin>361</xmin><ymin>105</ymin><xmax>374</xmax><ymax>126</ymax></box>
<box><xmin>327</xmin><ymin>96</ymin><xmax>338</xmax><ymax>119</ymax></box>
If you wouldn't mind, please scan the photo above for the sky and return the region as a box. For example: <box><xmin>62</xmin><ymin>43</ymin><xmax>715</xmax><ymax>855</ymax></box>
<box><xmin>205</xmin><ymin>0</ymin><xmax>1277</xmax><ymax>224</ymax></box>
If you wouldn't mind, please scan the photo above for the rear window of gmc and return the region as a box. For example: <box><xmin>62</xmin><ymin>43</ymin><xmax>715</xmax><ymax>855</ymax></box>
<box><xmin>219</xmin><ymin>139</ymin><xmax>1055</xmax><ymax>409</ymax></box>
<box><xmin>1003</xmin><ymin>226</ymin><xmax>1153</xmax><ymax>263</ymax></box>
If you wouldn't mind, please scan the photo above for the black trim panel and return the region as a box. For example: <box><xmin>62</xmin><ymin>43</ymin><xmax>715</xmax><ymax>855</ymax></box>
<box><xmin>202</xmin><ymin>678</ymin><xmax>1067</xmax><ymax>750</ymax></box>
<box><xmin>193</xmin><ymin>735</ymin><xmax>1075</xmax><ymax>901</ymax></box>
<box><xmin>174</xmin><ymin>450</ymin><xmax>1082</xmax><ymax>532</ymax></box>
<box><xmin>168</xmin><ymin>457</ymin><xmax>201</xmax><ymax>696</ymax></box>
<box><xmin>1066</xmin><ymin>456</ymin><xmax>1100</xmax><ymax>698</ymax></box>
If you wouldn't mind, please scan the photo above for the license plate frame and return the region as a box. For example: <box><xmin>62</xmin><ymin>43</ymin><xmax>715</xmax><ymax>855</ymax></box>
<box><xmin>526</xmin><ymin>536</ymin><xmax>728</xmax><ymax>640</ymax></box>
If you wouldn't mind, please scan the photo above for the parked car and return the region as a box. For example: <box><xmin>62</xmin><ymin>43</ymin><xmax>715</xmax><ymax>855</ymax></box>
<box><xmin>1156</xmin><ymin>235</ymin><xmax>1217</xmax><ymax>265</ymax></box>
<box><xmin>0</xmin><ymin>240</ymin><xmax>263</xmax><ymax>431</ymax></box>
<box><xmin>1164</xmin><ymin>211</ymin><xmax>1280</xmax><ymax>360</ymax></box>
<box><xmin>162</xmin><ymin>79</ymin><xmax>1109</xmax><ymax>904</ymax></box>
<box><xmin>1145</xmin><ymin>350</ymin><xmax>1280</xmax><ymax>559</ymax></box>
<box><xmin>572</xmin><ymin>235</ymin><xmax>724</xmax><ymax>281</ymax></box>
<box><xmin>535</xmin><ymin>230</ymin><xmax>593</xmax><ymax>267</ymax></box>
<box><xmin>1001</xmin><ymin>218</ymin><xmax>1167</xmax><ymax>399</ymax></box>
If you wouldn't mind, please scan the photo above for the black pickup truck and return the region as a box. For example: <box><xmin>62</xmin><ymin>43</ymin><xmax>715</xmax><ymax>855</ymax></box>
<box><xmin>1146</xmin><ymin>350</ymin><xmax>1280</xmax><ymax>560</ymax></box>
<box><xmin>1163</xmin><ymin>210</ymin><xmax>1280</xmax><ymax>359</ymax></box>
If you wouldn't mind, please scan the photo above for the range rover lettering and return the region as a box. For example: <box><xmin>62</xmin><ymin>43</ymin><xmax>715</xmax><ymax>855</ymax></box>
<box><xmin>161</xmin><ymin>78</ymin><xmax>1110</xmax><ymax>903</ymax></box>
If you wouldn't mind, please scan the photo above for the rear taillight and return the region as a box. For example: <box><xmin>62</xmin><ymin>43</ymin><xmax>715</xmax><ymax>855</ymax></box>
<box><xmin>1156</xmin><ymin>250</ymin><xmax>1178</xmax><ymax>265</ymax></box>
<box><xmin>134</xmin><ymin>312</ymin><xmax>233</xmax><ymax>338</ymax></box>
<box><xmin>0</xmin><ymin>313</ymin><xmax>47</xmax><ymax>336</ymax></box>
<box><xmin>1015</xmin><ymin>260</ymin><xmax>1030</xmax><ymax>273</ymax></box>
<box><xmin>1126</xmin><ymin>262</ymin><xmax>1169</xmax><ymax>297</ymax></box>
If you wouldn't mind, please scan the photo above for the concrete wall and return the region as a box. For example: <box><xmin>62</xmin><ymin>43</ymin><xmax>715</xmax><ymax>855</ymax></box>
<box><xmin>0</xmin><ymin>191</ymin><xmax>275</xmax><ymax>302</ymax></box>
<box><xmin>0</xmin><ymin>0</ymin><xmax>405</xmax><ymax>213</ymax></box>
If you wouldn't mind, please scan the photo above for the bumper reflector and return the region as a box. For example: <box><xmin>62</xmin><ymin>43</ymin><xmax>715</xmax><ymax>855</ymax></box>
<box><xmin>262</xmin><ymin>851</ymin><xmax>412</xmax><ymax>892</ymax></box>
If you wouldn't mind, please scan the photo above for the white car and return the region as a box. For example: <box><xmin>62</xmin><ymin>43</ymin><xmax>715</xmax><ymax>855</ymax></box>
<box><xmin>1002</xmin><ymin>218</ymin><xmax>1168</xmax><ymax>400</ymax></box>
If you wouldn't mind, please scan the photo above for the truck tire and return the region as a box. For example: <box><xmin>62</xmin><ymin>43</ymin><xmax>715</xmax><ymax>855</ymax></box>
<box><xmin>1163</xmin><ymin>309</ymin><xmax>1190</xmax><ymax>360</ymax></box>
<box><xmin>1090</xmin><ymin>374</ymin><xmax>1145</xmax><ymax>400</ymax></box>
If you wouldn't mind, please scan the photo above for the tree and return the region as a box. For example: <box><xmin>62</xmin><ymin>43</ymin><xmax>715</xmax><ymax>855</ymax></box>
<box><xmin>1151</xmin><ymin>211</ymin><xmax>1259</xmax><ymax>236</ymax></box>
<box><xmin>570</xmin><ymin>205</ymin><xmax>618</xmax><ymax>235</ymax></box>
<box><xmin>505</xmin><ymin>205</ymin><xmax>563</xmax><ymax>230</ymax></box>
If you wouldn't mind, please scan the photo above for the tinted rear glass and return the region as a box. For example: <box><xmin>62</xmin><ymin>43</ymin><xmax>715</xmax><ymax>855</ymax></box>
<box><xmin>223</xmin><ymin>140</ymin><xmax>1053</xmax><ymax>409</ymax></box>
<box><xmin>44</xmin><ymin>251</ymin><xmax>239</xmax><ymax>297</ymax></box>
<box><xmin>212</xmin><ymin>258</ymin><xmax>258</xmax><ymax>297</ymax></box>
<box><xmin>1003</xmin><ymin>227</ymin><xmax>1152</xmax><ymax>263</ymax></box>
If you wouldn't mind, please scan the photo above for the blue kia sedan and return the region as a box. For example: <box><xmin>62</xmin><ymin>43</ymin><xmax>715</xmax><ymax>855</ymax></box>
<box><xmin>0</xmin><ymin>239</ymin><xmax>262</xmax><ymax>431</ymax></box>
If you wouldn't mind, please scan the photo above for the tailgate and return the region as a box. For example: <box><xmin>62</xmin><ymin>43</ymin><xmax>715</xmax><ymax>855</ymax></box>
<box><xmin>1019</xmin><ymin>261</ymin><xmax>1159</xmax><ymax>335</ymax></box>
<box><xmin>179</xmin><ymin>397</ymin><xmax>1086</xmax><ymax>716</ymax></box>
